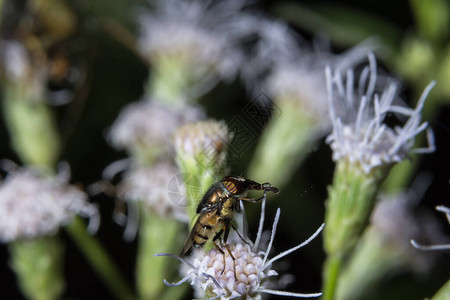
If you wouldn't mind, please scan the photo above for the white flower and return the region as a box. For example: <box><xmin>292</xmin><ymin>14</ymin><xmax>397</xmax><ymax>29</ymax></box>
<box><xmin>244</xmin><ymin>23</ymin><xmax>374</xmax><ymax>133</ymax></box>
<box><xmin>0</xmin><ymin>163</ymin><xmax>98</xmax><ymax>242</ymax></box>
<box><xmin>411</xmin><ymin>205</ymin><xmax>450</xmax><ymax>251</ymax></box>
<box><xmin>173</xmin><ymin>120</ymin><xmax>230</xmax><ymax>169</ymax></box>
<box><xmin>240</xmin><ymin>18</ymin><xmax>306</xmax><ymax>93</ymax></box>
<box><xmin>371</xmin><ymin>192</ymin><xmax>445</xmax><ymax>274</ymax></box>
<box><xmin>325</xmin><ymin>53</ymin><xmax>435</xmax><ymax>173</ymax></box>
<box><xmin>108</xmin><ymin>100</ymin><xmax>204</xmax><ymax>157</ymax></box>
<box><xmin>156</xmin><ymin>199</ymin><xmax>324</xmax><ymax>299</ymax></box>
<box><xmin>138</xmin><ymin>0</ymin><xmax>256</xmax><ymax>97</ymax></box>
<box><xmin>117</xmin><ymin>161</ymin><xmax>188</xmax><ymax>223</ymax></box>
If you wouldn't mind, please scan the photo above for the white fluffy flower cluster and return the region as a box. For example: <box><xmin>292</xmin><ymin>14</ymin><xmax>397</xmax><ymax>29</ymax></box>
<box><xmin>265</xmin><ymin>45</ymin><xmax>372</xmax><ymax>131</ymax></box>
<box><xmin>118</xmin><ymin>161</ymin><xmax>188</xmax><ymax>223</ymax></box>
<box><xmin>138</xmin><ymin>0</ymin><xmax>255</xmax><ymax>94</ymax></box>
<box><xmin>325</xmin><ymin>53</ymin><xmax>435</xmax><ymax>173</ymax></box>
<box><xmin>173</xmin><ymin>120</ymin><xmax>230</xmax><ymax>169</ymax></box>
<box><xmin>0</xmin><ymin>166</ymin><xmax>98</xmax><ymax>242</ymax></box>
<box><xmin>183</xmin><ymin>243</ymin><xmax>276</xmax><ymax>299</ymax></box>
<box><xmin>157</xmin><ymin>200</ymin><xmax>324</xmax><ymax>299</ymax></box>
<box><xmin>108</xmin><ymin>100</ymin><xmax>204</xmax><ymax>157</ymax></box>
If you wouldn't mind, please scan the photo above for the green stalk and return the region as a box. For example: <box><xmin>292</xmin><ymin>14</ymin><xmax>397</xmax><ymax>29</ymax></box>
<box><xmin>1</xmin><ymin>83</ymin><xmax>60</xmax><ymax>168</ymax></box>
<box><xmin>66</xmin><ymin>217</ymin><xmax>135</xmax><ymax>300</ymax></box>
<box><xmin>431</xmin><ymin>280</ymin><xmax>450</xmax><ymax>300</ymax></box>
<box><xmin>324</xmin><ymin>160</ymin><xmax>383</xmax><ymax>255</ymax></box>
<box><xmin>248</xmin><ymin>100</ymin><xmax>317</xmax><ymax>188</ymax></box>
<box><xmin>179</xmin><ymin>160</ymin><xmax>216</xmax><ymax>225</ymax></box>
<box><xmin>322</xmin><ymin>255</ymin><xmax>342</xmax><ymax>300</ymax></box>
<box><xmin>136</xmin><ymin>208</ymin><xmax>182</xmax><ymax>300</ymax></box>
<box><xmin>146</xmin><ymin>57</ymin><xmax>191</xmax><ymax>105</ymax></box>
<box><xmin>335</xmin><ymin>228</ymin><xmax>403</xmax><ymax>300</ymax></box>
<box><xmin>173</xmin><ymin>121</ymin><xmax>229</xmax><ymax>256</ymax></box>
<box><xmin>322</xmin><ymin>160</ymin><xmax>386</xmax><ymax>299</ymax></box>
<box><xmin>9</xmin><ymin>236</ymin><xmax>65</xmax><ymax>300</ymax></box>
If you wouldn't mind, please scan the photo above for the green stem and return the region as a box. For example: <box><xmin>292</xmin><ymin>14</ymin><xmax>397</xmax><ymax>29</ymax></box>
<box><xmin>175</xmin><ymin>154</ymin><xmax>218</xmax><ymax>225</ymax></box>
<box><xmin>65</xmin><ymin>216</ymin><xmax>135</xmax><ymax>300</ymax></box>
<box><xmin>322</xmin><ymin>255</ymin><xmax>342</xmax><ymax>300</ymax></box>
<box><xmin>248</xmin><ymin>101</ymin><xmax>316</xmax><ymax>188</ymax></box>
<box><xmin>1</xmin><ymin>83</ymin><xmax>61</xmax><ymax>168</ymax></box>
<box><xmin>136</xmin><ymin>209</ymin><xmax>182</xmax><ymax>300</ymax></box>
<box><xmin>322</xmin><ymin>161</ymin><xmax>386</xmax><ymax>300</ymax></box>
<box><xmin>146</xmin><ymin>57</ymin><xmax>191</xmax><ymax>104</ymax></box>
<box><xmin>9</xmin><ymin>236</ymin><xmax>65</xmax><ymax>300</ymax></box>
<box><xmin>431</xmin><ymin>280</ymin><xmax>450</xmax><ymax>300</ymax></box>
<box><xmin>335</xmin><ymin>228</ymin><xmax>402</xmax><ymax>300</ymax></box>
<box><xmin>324</xmin><ymin>161</ymin><xmax>383</xmax><ymax>255</ymax></box>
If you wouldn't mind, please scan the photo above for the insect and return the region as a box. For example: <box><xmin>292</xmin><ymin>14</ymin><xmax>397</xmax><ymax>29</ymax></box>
<box><xmin>179</xmin><ymin>175</ymin><xmax>279</xmax><ymax>266</ymax></box>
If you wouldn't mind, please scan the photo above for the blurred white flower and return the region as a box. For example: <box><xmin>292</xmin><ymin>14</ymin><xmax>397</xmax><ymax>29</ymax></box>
<box><xmin>369</xmin><ymin>190</ymin><xmax>446</xmax><ymax>274</ymax></box>
<box><xmin>117</xmin><ymin>160</ymin><xmax>188</xmax><ymax>223</ymax></box>
<box><xmin>138</xmin><ymin>0</ymin><xmax>257</xmax><ymax>98</ymax></box>
<box><xmin>0</xmin><ymin>163</ymin><xmax>98</xmax><ymax>242</ymax></box>
<box><xmin>108</xmin><ymin>100</ymin><xmax>204</xmax><ymax>160</ymax></box>
<box><xmin>240</xmin><ymin>18</ymin><xmax>307</xmax><ymax>92</ymax></box>
<box><xmin>411</xmin><ymin>205</ymin><xmax>450</xmax><ymax>251</ymax></box>
<box><xmin>173</xmin><ymin>120</ymin><xmax>230</xmax><ymax>170</ymax></box>
<box><xmin>157</xmin><ymin>201</ymin><xmax>324</xmax><ymax>299</ymax></box>
<box><xmin>325</xmin><ymin>53</ymin><xmax>435</xmax><ymax>173</ymax></box>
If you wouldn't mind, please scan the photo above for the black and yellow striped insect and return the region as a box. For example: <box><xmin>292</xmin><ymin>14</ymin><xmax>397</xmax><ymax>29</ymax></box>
<box><xmin>179</xmin><ymin>175</ymin><xmax>279</xmax><ymax>259</ymax></box>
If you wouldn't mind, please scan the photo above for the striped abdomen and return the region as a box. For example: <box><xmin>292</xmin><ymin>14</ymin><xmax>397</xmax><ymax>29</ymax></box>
<box><xmin>179</xmin><ymin>211</ymin><xmax>223</xmax><ymax>257</ymax></box>
<box><xmin>192</xmin><ymin>212</ymin><xmax>222</xmax><ymax>246</ymax></box>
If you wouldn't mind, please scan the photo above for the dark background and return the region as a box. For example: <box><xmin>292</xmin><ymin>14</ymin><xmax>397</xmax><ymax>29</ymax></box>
<box><xmin>0</xmin><ymin>0</ymin><xmax>449</xmax><ymax>299</ymax></box>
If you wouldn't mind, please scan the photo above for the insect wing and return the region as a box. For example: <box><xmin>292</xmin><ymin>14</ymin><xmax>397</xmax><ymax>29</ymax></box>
<box><xmin>196</xmin><ymin>182</ymin><xmax>222</xmax><ymax>214</ymax></box>
<box><xmin>179</xmin><ymin>209</ymin><xmax>218</xmax><ymax>257</ymax></box>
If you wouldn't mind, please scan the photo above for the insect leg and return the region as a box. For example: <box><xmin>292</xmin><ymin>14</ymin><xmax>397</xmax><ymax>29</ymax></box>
<box><xmin>223</xmin><ymin>222</ymin><xmax>231</xmax><ymax>243</ymax></box>
<box><xmin>223</xmin><ymin>242</ymin><xmax>238</xmax><ymax>280</ymax></box>
<box><xmin>211</xmin><ymin>224</ymin><xmax>237</xmax><ymax>279</ymax></box>
<box><xmin>222</xmin><ymin>223</ymin><xmax>238</xmax><ymax>280</ymax></box>
<box><xmin>212</xmin><ymin>227</ymin><xmax>224</xmax><ymax>242</ymax></box>
<box><xmin>211</xmin><ymin>226</ymin><xmax>228</xmax><ymax>275</ymax></box>
<box><xmin>230</xmin><ymin>222</ymin><xmax>250</xmax><ymax>245</ymax></box>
